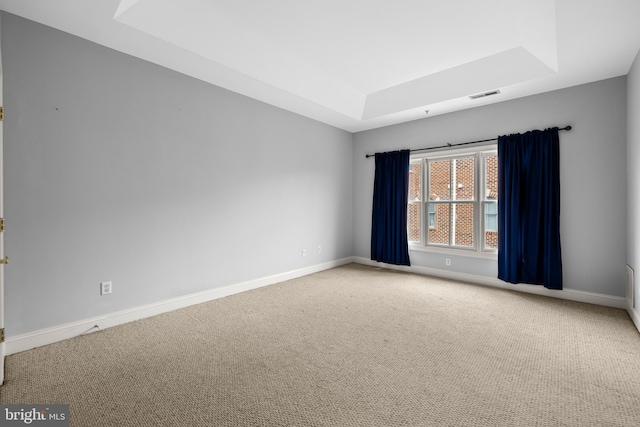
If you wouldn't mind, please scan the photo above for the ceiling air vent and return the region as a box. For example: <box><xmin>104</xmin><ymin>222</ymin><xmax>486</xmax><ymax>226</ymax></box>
<box><xmin>469</xmin><ymin>90</ymin><xmax>501</xmax><ymax>100</ymax></box>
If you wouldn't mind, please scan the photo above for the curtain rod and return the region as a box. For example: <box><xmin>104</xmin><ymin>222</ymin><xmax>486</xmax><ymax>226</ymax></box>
<box><xmin>365</xmin><ymin>125</ymin><xmax>572</xmax><ymax>158</ymax></box>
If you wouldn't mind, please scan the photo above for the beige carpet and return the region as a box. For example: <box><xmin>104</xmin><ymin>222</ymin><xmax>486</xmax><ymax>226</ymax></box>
<box><xmin>2</xmin><ymin>263</ymin><xmax>640</xmax><ymax>426</ymax></box>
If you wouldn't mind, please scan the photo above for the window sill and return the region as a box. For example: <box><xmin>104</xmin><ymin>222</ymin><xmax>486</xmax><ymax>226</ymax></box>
<box><xmin>409</xmin><ymin>244</ymin><xmax>498</xmax><ymax>260</ymax></box>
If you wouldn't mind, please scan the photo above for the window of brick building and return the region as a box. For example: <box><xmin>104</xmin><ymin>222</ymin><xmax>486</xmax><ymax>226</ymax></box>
<box><xmin>483</xmin><ymin>153</ymin><xmax>498</xmax><ymax>250</ymax></box>
<box><xmin>408</xmin><ymin>146</ymin><xmax>497</xmax><ymax>256</ymax></box>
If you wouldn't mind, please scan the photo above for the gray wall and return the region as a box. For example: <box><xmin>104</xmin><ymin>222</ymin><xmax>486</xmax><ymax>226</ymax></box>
<box><xmin>354</xmin><ymin>77</ymin><xmax>628</xmax><ymax>297</ymax></box>
<box><xmin>2</xmin><ymin>13</ymin><xmax>353</xmax><ymax>336</ymax></box>
<box><xmin>628</xmin><ymin>49</ymin><xmax>640</xmax><ymax>316</ymax></box>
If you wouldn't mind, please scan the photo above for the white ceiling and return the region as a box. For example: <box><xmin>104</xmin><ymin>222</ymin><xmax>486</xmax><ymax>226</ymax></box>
<box><xmin>1</xmin><ymin>0</ymin><xmax>639</xmax><ymax>132</ymax></box>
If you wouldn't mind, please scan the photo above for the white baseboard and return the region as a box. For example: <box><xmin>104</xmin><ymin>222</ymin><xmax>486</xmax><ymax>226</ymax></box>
<box><xmin>353</xmin><ymin>257</ymin><xmax>627</xmax><ymax>309</ymax></box>
<box><xmin>8</xmin><ymin>256</ymin><xmax>633</xmax><ymax>356</ymax></box>
<box><xmin>5</xmin><ymin>257</ymin><xmax>354</xmax><ymax>356</ymax></box>
<box><xmin>627</xmin><ymin>305</ymin><xmax>640</xmax><ymax>334</ymax></box>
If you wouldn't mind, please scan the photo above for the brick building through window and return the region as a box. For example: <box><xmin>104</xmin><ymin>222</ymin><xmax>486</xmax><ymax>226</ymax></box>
<box><xmin>408</xmin><ymin>147</ymin><xmax>497</xmax><ymax>253</ymax></box>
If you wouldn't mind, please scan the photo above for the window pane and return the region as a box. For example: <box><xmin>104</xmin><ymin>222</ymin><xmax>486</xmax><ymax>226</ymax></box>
<box><xmin>484</xmin><ymin>202</ymin><xmax>498</xmax><ymax>249</ymax></box>
<box><xmin>408</xmin><ymin>162</ymin><xmax>421</xmax><ymax>202</ymax></box>
<box><xmin>428</xmin><ymin>203</ymin><xmax>450</xmax><ymax>245</ymax></box>
<box><xmin>485</xmin><ymin>231</ymin><xmax>498</xmax><ymax>250</ymax></box>
<box><xmin>408</xmin><ymin>203</ymin><xmax>421</xmax><ymax>242</ymax></box>
<box><xmin>485</xmin><ymin>204</ymin><xmax>498</xmax><ymax>230</ymax></box>
<box><xmin>452</xmin><ymin>203</ymin><xmax>474</xmax><ymax>247</ymax></box>
<box><xmin>428</xmin><ymin>203</ymin><xmax>436</xmax><ymax>228</ymax></box>
<box><xmin>453</xmin><ymin>157</ymin><xmax>475</xmax><ymax>201</ymax></box>
<box><xmin>485</xmin><ymin>154</ymin><xmax>498</xmax><ymax>200</ymax></box>
<box><xmin>428</xmin><ymin>160</ymin><xmax>451</xmax><ymax>201</ymax></box>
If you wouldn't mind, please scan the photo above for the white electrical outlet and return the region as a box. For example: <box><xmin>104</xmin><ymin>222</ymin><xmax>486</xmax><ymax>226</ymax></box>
<box><xmin>317</xmin><ymin>246</ymin><xmax>322</xmax><ymax>254</ymax></box>
<box><xmin>445</xmin><ymin>258</ymin><xmax>452</xmax><ymax>266</ymax></box>
<box><xmin>302</xmin><ymin>249</ymin><xmax>307</xmax><ymax>257</ymax></box>
<box><xmin>100</xmin><ymin>281</ymin><xmax>112</xmax><ymax>295</ymax></box>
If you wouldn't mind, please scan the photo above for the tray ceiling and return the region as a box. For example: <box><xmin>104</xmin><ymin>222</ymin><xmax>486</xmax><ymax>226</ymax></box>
<box><xmin>1</xmin><ymin>0</ymin><xmax>639</xmax><ymax>131</ymax></box>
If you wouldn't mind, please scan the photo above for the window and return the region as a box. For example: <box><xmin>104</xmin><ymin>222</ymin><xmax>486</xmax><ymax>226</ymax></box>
<box><xmin>428</xmin><ymin>203</ymin><xmax>436</xmax><ymax>229</ymax></box>
<box><xmin>407</xmin><ymin>146</ymin><xmax>498</xmax><ymax>254</ymax></box>
<box><xmin>484</xmin><ymin>203</ymin><xmax>498</xmax><ymax>231</ymax></box>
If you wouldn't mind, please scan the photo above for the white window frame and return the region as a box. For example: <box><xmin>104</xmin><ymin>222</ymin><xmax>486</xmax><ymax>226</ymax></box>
<box><xmin>408</xmin><ymin>144</ymin><xmax>498</xmax><ymax>259</ymax></box>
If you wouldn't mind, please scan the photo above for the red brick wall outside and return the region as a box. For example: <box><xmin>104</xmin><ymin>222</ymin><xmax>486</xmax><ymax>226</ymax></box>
<box><xmin>486</xmin><ymin>231</ymin><xmax>498</xmax><ymax>249</ymax></box>
<box><xmin>408</xmin><ymin>203</ymin><xmax>421</xmax><ymax>241</ymax></box>
<box><xmin>486</xmin><ymin>154</ymin><xmax>498</xmax><ymax>196</ymax></box>
<box><xmin>408</xmin><ymin>163</ymin><xmax>422</xmax><ymax>242</ymax></box>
